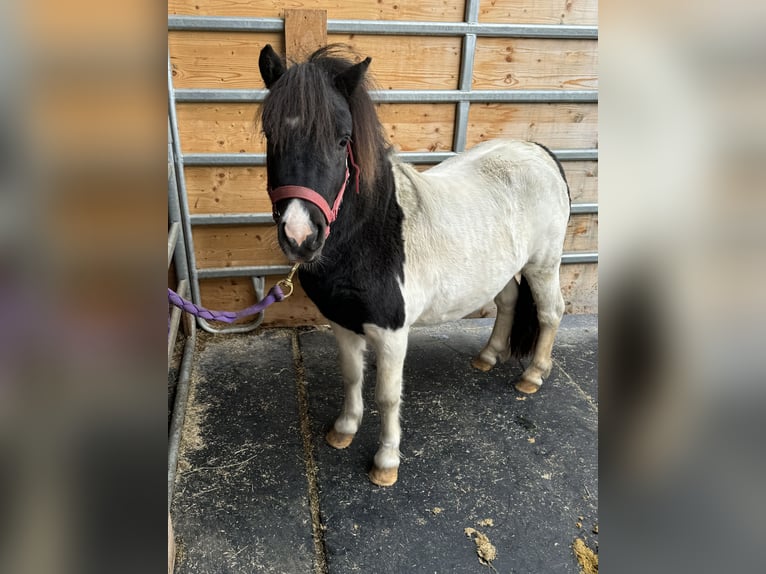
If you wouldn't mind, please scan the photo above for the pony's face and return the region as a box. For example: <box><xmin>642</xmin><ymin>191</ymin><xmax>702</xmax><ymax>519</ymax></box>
<box><xmin>259</xmin><ymin>45</ymin><xmax>370</xmax><ymax>263</ymax></box>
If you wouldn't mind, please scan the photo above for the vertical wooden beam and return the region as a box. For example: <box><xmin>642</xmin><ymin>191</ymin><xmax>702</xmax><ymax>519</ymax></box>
<box><xmin>284</xmin><ymin>9</ymin><xmax>327</xmax><ymax>61</ymax></box>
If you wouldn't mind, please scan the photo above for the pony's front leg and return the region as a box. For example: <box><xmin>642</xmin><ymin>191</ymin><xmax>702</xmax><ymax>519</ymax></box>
<box><xmin>365</xmin><ymin>326</ymin><xmax>409</xmax><ymax>487</ymax></box>
<box><xmin>326</xmin><ymin>321</ymin><xmax>367</xmax><ymax>449</ymax></box>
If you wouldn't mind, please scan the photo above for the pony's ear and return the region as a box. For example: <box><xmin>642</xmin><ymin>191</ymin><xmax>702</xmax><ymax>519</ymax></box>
<box><xmin>334</xmin><ymin>57</ymin><xmax>372</xmax><ymax>99</ymax></box>
<box><xmin>259</xmin><ymin>44</ymin><xmax>286</xmax><ymax>89</ymax></box>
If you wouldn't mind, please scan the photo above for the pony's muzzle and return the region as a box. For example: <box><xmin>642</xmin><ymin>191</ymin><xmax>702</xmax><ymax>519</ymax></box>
<box><xmin>278</xmin><ymin>219</ymin><xmax>323</xmax><ymax>262</ymax></box>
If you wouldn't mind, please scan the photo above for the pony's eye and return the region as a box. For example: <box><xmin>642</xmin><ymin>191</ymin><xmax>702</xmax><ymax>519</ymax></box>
<box><xmin>339</xmin><ymin>136</ymin><xmax>350</xmax><ymax>148</ymax></box>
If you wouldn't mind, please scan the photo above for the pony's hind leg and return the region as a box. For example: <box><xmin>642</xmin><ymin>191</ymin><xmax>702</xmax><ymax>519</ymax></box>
<box><xmin>471</xmin><ymin>278</ymin><xmax>519</xmax><ymax>372</ymax></box>
<box><xmin>326</xmin><ymin>321</ymin><xmax>367</xmax><ymax>449</ymax></box>
<box><xmin>515</xmin><ymin>266</ymin><xmax>564</xmax><ymax>394</ymax></box>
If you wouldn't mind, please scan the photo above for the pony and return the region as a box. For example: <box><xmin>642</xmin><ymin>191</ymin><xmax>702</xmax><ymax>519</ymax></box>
<box><xmin>258</xmin><ymin>45</ymin><xmax>570</xmax><ymax>486</ymax></box>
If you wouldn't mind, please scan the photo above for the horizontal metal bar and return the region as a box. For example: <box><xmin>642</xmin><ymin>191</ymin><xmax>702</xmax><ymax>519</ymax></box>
<box><xmin>167</xmin><ymin>222</ymin><xmax>181</xmax><ymax>269</ymax></box>
<box><xmin>183</xmin><ymin>152</ymin><xmax>458</xmax><ymax>166</ymax></box>
<box><xmin>182</xmin><ymin>149</ymin><xmax>598</xmax><ymax>166</ymax></box>
<box><xmin>190</xmin><ymin>205</ymin><xmax>597</xmax><ymax>229</ymax></box>
<box><xmin>184</xmin><ymin>153</ymin><xmax>265</xmax><ymax>166</ymax></box>
<box><xmin>174</xmin><ymin>89</ymin><xmax>268</xmax><ymax>103</ymax></box>
<box><xmin>196</xmin><ymin>255</ymin><xmax>594</xmax><ymax>283</ymax></box>
<box><xmin>197</xmin><ymin>265</ymin><xmax>293</xmax><ymax>279</ymax></box>
<box><xmin>553</xmin><ymin>149</ymin><xmax>599</xmax><ymax>161</ymax></box>
<box><xmin>398</xmin><ymin>151</ymin><xmax>456</xmax><ymax>164</ymax></box>
<box><xmin>174</xmin><ymin>88</ymin><xmax>598</xmax><ymax>104</ymax></box>
<box><xmin>169</xmin><ymin>16</ymin><xmax>283</xmax><ymax>32</ymax></box>
<box><xmin>330</xmin><ymin>21</ymin><xmax>598</xmax><ymax>38</ymax></box>
<box><xmin>168</xmin><ymin>16</ymin><xmax>598</xmax><ymax>39</ymax></box>
<box><xmin>570</xmin><ymin>203</ymin><xmax>598</xmax><ymax>215</ymax></box>
<box><xmin>376</xmin><ymin>89</ymin><xmax>597</xmax><ymax>103</ymax></box>
<box><xmin>190</xmin><ymin>213</ymin><xmax>273</xmax><ymax>226</ymax></box>
<box><xmin>561</xmin><ymin>252</ymin><xmax>598</xmax><ymax>264</ymax></box>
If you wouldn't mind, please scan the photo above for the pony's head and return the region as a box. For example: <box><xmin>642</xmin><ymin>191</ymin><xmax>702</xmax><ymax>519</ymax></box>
<box><xmin>259</xmin><ymin>44</ymin><xmax>377</xmax><ymax>263</ymax></box>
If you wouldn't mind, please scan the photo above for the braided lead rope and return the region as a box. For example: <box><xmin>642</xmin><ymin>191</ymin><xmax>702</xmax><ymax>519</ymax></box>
<box><xmin>168</xmin><ymin>263</ymin><xmax>300</xmax><ymax>327</ymax></box>
<box><xmin>167</xmin><ymin>284</ymin><xmax>285</xmax><ymax>324</ymax></box>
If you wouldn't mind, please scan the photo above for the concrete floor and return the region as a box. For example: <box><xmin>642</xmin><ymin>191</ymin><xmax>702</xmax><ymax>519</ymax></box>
<box><xmin>171</xmin><ymin>315</ymin><xmax>598</xmax><ymax>573</ymax></box>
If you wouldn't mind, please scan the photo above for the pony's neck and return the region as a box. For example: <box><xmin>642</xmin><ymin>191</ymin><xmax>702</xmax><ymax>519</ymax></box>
<box><xmin>325</xmin><ymin>147</ymin><xmax>400</xmax><ymax>252</ymax></box>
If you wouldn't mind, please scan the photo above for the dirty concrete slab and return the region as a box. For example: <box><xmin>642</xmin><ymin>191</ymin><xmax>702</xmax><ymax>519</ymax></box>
<box><xmin>301</xmin><ymin>315</ymin><xmax>598</xmax><ymax>573</ymax></box>
<box><xmin>171</xmin><ymin>330</ymin><xmax>314</xmax><ymax>574</ymax></box>
<box><xmin>169</xmin><ymin>317</ymin><xmax>598</xmax><ymax>573</ymax></box>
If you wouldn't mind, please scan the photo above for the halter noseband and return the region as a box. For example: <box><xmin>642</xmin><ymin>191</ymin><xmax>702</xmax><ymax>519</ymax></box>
<box><xmin>268</xmin><ymin>143</ymin><xmax>360</xmax><ymax>238</ymax></box>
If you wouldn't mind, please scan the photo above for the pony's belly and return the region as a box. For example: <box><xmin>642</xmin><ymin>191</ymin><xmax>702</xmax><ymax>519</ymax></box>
<box><xmin>411</xmin><ymin>283</ymin><xmax>502</xmax><ymax>326</ymax></box>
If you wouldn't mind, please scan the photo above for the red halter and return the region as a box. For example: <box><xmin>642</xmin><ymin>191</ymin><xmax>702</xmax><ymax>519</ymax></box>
<box><xmin>268</xmin><ymin>143</ymin><xmax>360</xmax><ymax>237</ymax></box>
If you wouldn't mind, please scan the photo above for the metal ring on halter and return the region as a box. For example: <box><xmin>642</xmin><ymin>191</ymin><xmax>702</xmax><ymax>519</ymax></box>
<box><xmin>276</xmin><ymin>262</ymin><xmax>301</xmax><ymax>299</ymax></box>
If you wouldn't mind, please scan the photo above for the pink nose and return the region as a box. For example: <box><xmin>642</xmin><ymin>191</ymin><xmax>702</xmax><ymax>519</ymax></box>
<box><xmin>284</xmin><ymin>220</ymin><xmax>312</xmax><ymax>246</ymax></box>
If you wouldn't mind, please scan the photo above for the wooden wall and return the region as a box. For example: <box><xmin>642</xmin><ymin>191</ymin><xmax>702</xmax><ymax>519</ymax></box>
<box><xmin>169</xmin><ymin>1</ymin><xmax>598</xmax><ymax>326</ymax></box>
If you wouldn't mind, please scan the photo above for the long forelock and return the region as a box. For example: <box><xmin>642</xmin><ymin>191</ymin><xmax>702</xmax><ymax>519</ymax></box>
<box><xmin>261</xmin><ymin>63</ymin><xmax>336</xmax><ymax>159</ymax></box>
<box><xmin>260</xmin><ymin>46</ymin><xmax>390</xmax><ymax>192</ymax></box>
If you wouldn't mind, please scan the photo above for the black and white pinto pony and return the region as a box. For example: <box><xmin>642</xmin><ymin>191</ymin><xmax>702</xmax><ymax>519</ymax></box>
<box><xmin>259</xmin><ymin>45</ymin><xmax>570</xmax><ymax>486</ymax></box>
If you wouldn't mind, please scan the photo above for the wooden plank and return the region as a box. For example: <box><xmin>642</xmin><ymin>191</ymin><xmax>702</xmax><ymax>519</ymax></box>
<box><xmin>326</xmin><ymin>35</ymin><xmax>462</xmax><ymax>90</ymax></box>
<box><xmin>199</xmin><ymin>276</ymin><xmax>324</xmax><ymax>327</ymax></box>
<box><xmin>565</xmin><ymin>213</ymin><xmax>598</xmax><ymax>252</ymax></box>
<box><xmin>170</xmin><ymin>33</ymin><xmax>461</xmax><ymax>90</ymax></box>
<box><xmin>473</xmin><ymin>38</ymin><xmax>598</xmax><ymax>90</ymax></box>
<box><xmin>468</xmin><ymin>263</ymin><xmax>597</xmax><ymax>317</ymax></box>
<box><xmin>176</xmin><ymin>102</ymin><xmax>456</xmax><ymax>154</ymax></box>
<box><xmin>183</xmin><ymin>160</ymin><xmax>580</xmax><ymax>214</ymax></box>
<box><xmin>377</xmin><ymin>104</ymin><xmax>456</xmax><ymax>152</ymax></box>
<box><xmin>199</xmin><ymin>262</ymin><xmax>597</xmax><ymax>327</ymax></box>
<box><xmin>192</xmin><ymin>225</ymin><xmax>286</xmax><ymax>268</ymax></box>
<box><xmin>185</xmin><ymin>166</ymin><xmax>270</xmax><ymax>214</ymax></box>
<box><xmin>563</xmin><ymin>161</ymin><xmax>598</xmax><ymax>203</ymax></box>
<box><xmin>168</xmin><ymin>0</ymin><xmax>465</xmax><ymax>22</ymax></box>
<box><xmin>560</xmin><ymin>263</ymin><xmax>598</xmax><ymax>314</ymax></box>
<box><xmin>479</xmin><ymin>0</ymin><xmax>598</xmax><ymax>26</ymax></box>
<box><xmin>182</xmin><ymin>160</ymin><xmax>595</xmax><ymax>215</ymax></box>
<box><xmin>192</xmin><ymin>214</ymin><xmax>595</xmax><ymax>280</ymax></box>
<box><xmin>467</xmin><ymin>103</ymin><xmax>597</xmax><ymax>149</ymax></box>
<box><xmin>175</xmin><ymin>103</ymin><xmax>263</xmax><ymax>153</ymax></box>
<box><xmin>285</xmin><ymin>9</ymin><xmax>327</xmax><ymax>61</ymax></box>
<box><xmin>169</xmin><ymin>32</ymin><xmax>283</xmax><ymax>89</ymax></box>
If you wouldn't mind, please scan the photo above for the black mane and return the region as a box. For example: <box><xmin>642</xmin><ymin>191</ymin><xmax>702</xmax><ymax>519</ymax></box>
<box><xmin>260</xmin><ymin>45</ymin><xmax>390</xmax><ymax>192</ymax></box>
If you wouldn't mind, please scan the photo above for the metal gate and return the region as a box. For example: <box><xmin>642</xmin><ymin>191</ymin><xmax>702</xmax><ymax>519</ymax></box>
<box><xmin>167</xmin><ymin>1</ymin><xmax>598</xmax><ymax>334</ymax></box>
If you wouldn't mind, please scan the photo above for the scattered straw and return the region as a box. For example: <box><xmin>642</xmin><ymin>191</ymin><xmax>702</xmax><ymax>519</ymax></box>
<box><xmin>431</xmin><ymin>507</ymin><xmax>443</xmax><ymax>515</ymax></box>
<box><xmin>478</xmin><ymin>518</ymin><xmax>494</xmax><ymax>527</ymax></box>
<box><xmin>573</xmin><ymin>538</ymin><xmax>598</xmax><ymax>574</ymax></box>
<box><xmin>464</xmin><ymin>527</ymin><xmax>497</xmax><ymax>566</ymax></box>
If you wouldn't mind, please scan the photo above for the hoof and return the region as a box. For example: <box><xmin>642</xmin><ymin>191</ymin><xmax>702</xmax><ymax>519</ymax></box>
<box><xmin>326</xmin><ymin>428</ymin><xmax>355</xmax><ymax>449</ymax></box>
<box><xmin>515</xmin><ymin>378</ymin><xmax>541</xmax><ymax>394</ymax></box>
<box><xmin>368</xmin><ymin>466</ymin><xmax>398</xmax><ymax>487</ymax></box>
<box><xmin>471</xmin><ymin>356</ymin><xmax>494</xmax><ymax>372</ymax></box>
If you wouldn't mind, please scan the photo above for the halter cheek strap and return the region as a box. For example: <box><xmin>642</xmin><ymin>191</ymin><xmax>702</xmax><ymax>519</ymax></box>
<box><xmin>268</xmin><ymin>143</ymin><xmax>360</xmax><ymax>238</ymax></box>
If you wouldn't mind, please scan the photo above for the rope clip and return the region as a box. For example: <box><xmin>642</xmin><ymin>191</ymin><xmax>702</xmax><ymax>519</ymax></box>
<box><xmin>276</xmin><ymin>262</ymin><xmax>301</xmax><ymax>299</ymax></box>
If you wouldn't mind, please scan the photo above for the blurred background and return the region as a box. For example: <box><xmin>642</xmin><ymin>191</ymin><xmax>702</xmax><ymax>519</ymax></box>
<box><xmin>600</xmin><ymin>0</ymin><xmax>766</xmax><ymax>571</ymax></box>
<box><xmin>0</xmin><ymin>0</ymin><xmax>764</xmax><ymax>572</ymax></box>
<box><xmin>0</xmin><ymin>2</ymin><xmax>164</xmax><ymax>573</ymax></box>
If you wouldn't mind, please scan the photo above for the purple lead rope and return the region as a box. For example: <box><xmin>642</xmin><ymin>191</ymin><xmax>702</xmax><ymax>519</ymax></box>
<box><xmin>167</xmin><ymin>284</ymin><xmax>285</xmax><ymax>324</ymax></box>
<box><xmin>168</xmin><ymin>263</ymin><xmax>300</xmax><ymax>327</ymax></box>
